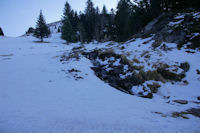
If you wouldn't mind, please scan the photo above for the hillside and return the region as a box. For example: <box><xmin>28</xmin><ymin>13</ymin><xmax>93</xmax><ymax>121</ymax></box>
<box><xmin>0</xmin><ymin>9</ymin><xmax>200</xmax><ymax>133</ymax></box>
<box><xmin>47</xmin><ymin>21</ymin><xmax>62</xmax><ymax>34</ymax></box>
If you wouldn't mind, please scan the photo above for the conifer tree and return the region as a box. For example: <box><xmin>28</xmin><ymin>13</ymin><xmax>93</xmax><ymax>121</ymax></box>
<box><xmin>115</xmin><ymin>0</ymin><xmax>132</xmax><ymax>41</ymax></box>
<box><xmin>108</xmin><ymin>8</ymin><xmax>116</xmax><ymax>40</ymax></box>
<box><xmin>94</xmin><ymin>7</ymin><xmax>101</xmax><ymax>41</ymax></box>
<box><xmin>34</xmin><ymin>10</ymin><xmax>50</xmax><ymax>42</ymax></box>
<box><xmin>61</xmin><ymin>1</ymin><xmax>76</xmax><ymax>43</ymax></box>
<box><xmin>78</xmin><ymin>22</ymin><xmax>86</xmax><ymax>43</ymax></box>
<box><xmin>84</xmin><ymin>0</ymin><xmax>96</xmax><ymax>42</ymax></box>
<box><xmin>100</xmin><ymin>5</ymin><xmax>109</xmax><ymax>41</ymax></box>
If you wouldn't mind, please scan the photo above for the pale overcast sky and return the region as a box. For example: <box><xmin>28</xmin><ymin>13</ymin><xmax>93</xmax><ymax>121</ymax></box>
<box><xmin>0</xmin><ymin>0</ymin><xmax>118</xmax><ymax>37</ymax></box>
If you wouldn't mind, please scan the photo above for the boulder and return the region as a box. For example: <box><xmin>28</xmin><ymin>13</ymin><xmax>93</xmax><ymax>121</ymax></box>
<box><xmin>26</xmin><ymin>27</ymin><xmax>34</xmax><ymax>34</ymax></box>
<box><xmin>147</xmin><ymin>82</ymin><xmax>161</xmax><ymax>93</ymax></box>
<box><xmin>196</xmin><ymin>69</ymin><xmax>200</xmax><ymax>75</ymax></box>
<box><xmin>173</xmin><ymin>100</ymin><xmax>188</xmax><ymax>104</ymax></box>
<box><xmin>142</xmin><ymin>92</ymin><xmax>153</xmax><ymax>99</ymax></box>
<box><xmin>180</xmin><ymin>62</ymin><xmax>190</xmax><ymax>72</ymax></box>
<box><xmin>197</xmin><ymin>96</ymin><xmax>200</xmax><ymax>101</ymax></box>
<box><xmin>0</xmin><ymin>27</ymin><xmax>4</xmax><ymax>36</ymax></box>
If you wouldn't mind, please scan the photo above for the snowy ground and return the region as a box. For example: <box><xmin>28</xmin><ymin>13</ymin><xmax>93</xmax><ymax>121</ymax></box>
<box><xmin>0</xmin><ymin>34</ymin><xmax>200</xmax><ymax>133</ymax></box>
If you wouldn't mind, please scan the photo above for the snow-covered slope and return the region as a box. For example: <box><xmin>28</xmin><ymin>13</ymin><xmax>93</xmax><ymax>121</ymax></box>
<box><xmin>0</xmin><ymin>33</ymin><xmax>200</xmax><ymax>133</ymax></box>
<box><xmin>47</xmin><ymin>21</ymin><xmax>62</xmax><ymax>34</ymax></box>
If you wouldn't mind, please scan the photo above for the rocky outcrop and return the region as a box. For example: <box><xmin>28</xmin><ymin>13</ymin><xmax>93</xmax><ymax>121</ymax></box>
<box><xmin>143</xmin><ymin>9</ymin><xmax>200</xmax><ymax>49</ymax></box>
<box><xmin>26</xmin><ymin>27</ymin><xmax>34</xmax><ymax>35</ymax></box>
<box><xmin>0</xmin><ymin>27</ymin><xmax>4</xmax><ymax>36</ymax></box>
<box><xmin>173</xmin><ymin>100</ymin><xmax>188</xmax><ymax>104</ymax></box>
<box><xmin>197</xmin><ymin>96</ymin><xmax>200</xmax><ymax>100</ymax></box>
<box><xmin>83</xmin><ymin>49</ymin><xmax>187</xmax><ymax>98</ymax></box>
<box><xmin>179</xmin><ymin>62</ymin><xmax>190</xmax><ymax>72</ymax></box>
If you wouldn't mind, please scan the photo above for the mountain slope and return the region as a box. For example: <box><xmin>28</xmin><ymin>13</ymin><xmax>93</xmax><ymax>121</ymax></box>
<box><xmin>0</xmin><ymin>9</ymin><xmax>200</xmax><ymax>133</ymax></box>
<box><xmin>0</xmin><ymin>32</ymin><xmax>200</xmax><ymax>133</ymax></box>
<box><xmin>47</xmin><ymin>21</ymin><xmax>62</xmax><ymax>34</ymax></box>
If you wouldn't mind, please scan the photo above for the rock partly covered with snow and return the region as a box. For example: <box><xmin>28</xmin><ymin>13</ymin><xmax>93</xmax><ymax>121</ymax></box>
<box><xmin>0</xmin><ymin>27</ymin><xmax>4</xmax><ymax>36</ymax></box>
<box><xmin>143</xmin><ymin>9</ymin><xmax>200</xmax><ymax>49</ymax></box>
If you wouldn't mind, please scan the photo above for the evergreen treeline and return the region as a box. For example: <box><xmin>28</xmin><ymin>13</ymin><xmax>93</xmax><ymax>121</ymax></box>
<box><xmin>60</xmin><ymin>0</ymin><xmax>199</xmax><ymax>43</ymax></box>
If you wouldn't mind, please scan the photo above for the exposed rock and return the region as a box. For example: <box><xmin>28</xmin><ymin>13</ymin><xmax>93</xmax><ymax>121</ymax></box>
<box><xmin>84</xmin><ymin>49</ymin><xmax>188</xmax><ymax>98</ymax></box>
<box><xmin>140</xmin><ymin>70</ymin><xmax>165</xmax><ymax>82</ymax></box>
<box><xmin>183</xmin><ymin>80</ymin><xmax>189</xmax><ymax>85</ymax></box>
<box><xmin>26</xmin><ymin>27</ymin><xmax>34</xmax><ymax>35</ymax></box>
<box><xmin>179</xmin><ymin>62</ymin><xmax>190</xmax><ymax>72</ymax></box>
<box><xmin>196</xmin><ymin>69</ymin><xmax>200</xmax><ymax>75</ymax></box>
<box><xmin>197</xmin><ymin>96</ymin><xmax>200</xmax><ymax>100</ymax></box>
<box><xmin>0</xmin><ymin>27</ymin><xmax>4</xmax><ymax>36</ymax></box>
<box><xmin>172</xmin><ymin>108</ymin><xmax>200</xmax><ymax>119</ymax></box>
<box><xmin>141</xmin><ymin>92</ymin><xmax>153</xmax><ymax>99</ymax></box>
<box><xmin>172</xmin><ymin>112</ymin><xmax>189</xmax><ymax>119</ymax></box>
<box><xmin>173</xmin><ymin>100</ymin><xmax>188</xmax><ymax>104</ymax></box>
<box><xmin>68</xmin><ymin>68</ymin><xmax>81</xmax><ymax>73</ymax></box>
<box><xmin>185</xmin><ymin>50</ymin><xmax>195</xmax><ymax>54</ymax></box>
<box><xmin>60</xmin><ymin>51</ymin><xmax>81</xmax><ymax>62</ymax></box>
<box><xmin>186</xmin><ymin>108</ymin><xmax>200</xmax><ymax>117</ymax></box>
<box><xmin>147</xmin><ymin>82</ymin><xmax>161</xmax><ymax>93</ymax></box>
<box><xmin>157</xmin><ymin>68</ymin><xmax>185</xmax><ymax>81</ymax></box>
<box><xmin>143</xmin><ymin>9</ymin><xmax>200</xmax><ymax>49</ymax></box>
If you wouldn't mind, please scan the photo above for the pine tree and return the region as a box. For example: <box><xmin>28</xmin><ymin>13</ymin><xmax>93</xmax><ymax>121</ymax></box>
<box><xmin>61</xmin><ymin>1</ymin><xmax>76</xmax><ymax>43</ymax></box>
<box><xmin>78</xmin><ymin>22</ymin><xmax>86</xmax><ymax>43</ymax></box>
<box><xmin>61</xmin><ymin>17</ymin><xmax>75</xmax><ymax>43</ymax></box>
<box><xmin>94</xmin><ymin>7</ymin><xmax>101</xmax><ymax>41</ymax></box>
<box><xmin>84</xmin><ymin>0</ymin><xmax>96</xmax><ymax>42</ymax></box>
<box><xmin>100</xmin><ymin>5</ymin><xmax>109</xmax><ymax>41</ymax></box>
<box><xmin>108</xmin><ymin>8</ymin><xmax>116</xmax><ymax>40</ymax></box>
<box><xmin>149</xmin><ymin>0</ymin><xmax>162</xmax><ymax>18</ymax></box>
<box><xmin>115</xmin><ymin>0</ymin><xmax>132</xmax><ymax>41</ymax></box>
<box><xmin>34</xmin><ymin>10</ymin><xmax>50</xmax><ymax>42</ymax></box>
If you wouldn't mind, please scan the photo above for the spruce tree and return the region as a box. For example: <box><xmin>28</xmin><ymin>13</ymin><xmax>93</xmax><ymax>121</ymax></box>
<box><xmin>84</xmin><ymin>0</ymin><xmax>96</xmax><ymax>42</ymax></box>
<box><xmin>100</xmin><ymin>5</ymin><xmax>109</xmax><ymax>41</ymax></box>
<box><xmin>61</xmin><ymin>17</ymin><xmax>75</xmax><ymax>43</ymax></box>
<box><xmin>108</xmin><ymin>8</ymin><xmax>116</xmax><ymax>40</ymax></box>
<box><xmin>34</xmin><ymin>10</ymin><xmax>50</xmax><ymax>42</ymax></box>
<box><xmin>94</xmin><ymin>7</ymin><xmax>101</xmax><ymax>41</ymax></box>
<box><xmin>61</xmin><ymin>1</ymin><xmax>76</xmax><ymax>43</ymax></box>
<box><xmin>78</xmin><ymin>22</ymin><xmax>86</xmax><ymax>43</ymax></box>
<box><xmin>115</xmin><ymin>0</ymin><xmax>132</xmax><ymax>41</ymax></box>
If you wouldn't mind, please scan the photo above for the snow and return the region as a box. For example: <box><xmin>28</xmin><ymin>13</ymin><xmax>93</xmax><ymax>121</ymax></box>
<box><xmin>168</xmin><ymin>19</ymin><xmax>184</xmax><ymax>26</ymax></box>
<box><xmin>193</xmin><ymin>12</ymin><xmax>200</xmax><ymax>19</ymax></box>
<box><xmin>175</xmin><ymin>14</ymin><xmax>185</xmax><ymax>19</ymax></box>
<box><xmin>113</xmin><ymin>58</ymin><xmax>120</xmax><ymax>66</ymax></box>
<box><xmin>190</xmin><ymin>33</ymin><xmax>200</xmax><ymax>40</ymax></box>
<box><xmin>47</xmin><ymin>21</ymin><xmax>62</xmax><ymax>34</ymax></box>
<box><xmin>0</xmin><ymin>34</ymin><xmax>200</xmax><ymax>133</ymax></box>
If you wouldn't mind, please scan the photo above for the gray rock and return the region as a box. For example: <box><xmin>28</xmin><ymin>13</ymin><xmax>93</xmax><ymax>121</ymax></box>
<box><xmin>173</xmin><ymin>100</ymin><xmax>188</xmax><ymax>104</ymax></box>
<box><xmin>0</xmin><ymin>27</ymin><xmax>4</xmax><ymax>36</ymax></box>
<box><xmin>197</xmin><ymin>96</ymin><xmax>200</xmax><ymax>101</ymax></box>
<box><xmin>180</xmin><ymin>62</ymin><xmax>190</xmax><ymax>72</ymax></box>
